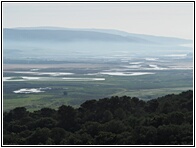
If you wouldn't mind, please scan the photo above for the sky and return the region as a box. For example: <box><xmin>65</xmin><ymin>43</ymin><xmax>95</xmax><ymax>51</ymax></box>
<box><xmin>2</xmin><ymin>2</ymin><xmax>194</xmax><ymax>39</ymax></box>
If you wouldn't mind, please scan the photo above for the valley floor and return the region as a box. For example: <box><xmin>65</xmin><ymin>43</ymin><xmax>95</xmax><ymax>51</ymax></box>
<box><xmin>3</xmin><ymin>55</ymin><xmax>193</xmax><ymax>111</ymax></box>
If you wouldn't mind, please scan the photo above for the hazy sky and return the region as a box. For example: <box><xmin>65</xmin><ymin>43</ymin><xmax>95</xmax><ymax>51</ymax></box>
<box><xmin>3</xmin><ymin>2</ymin><xmax>194</xmax><ymax>39</ymax></box>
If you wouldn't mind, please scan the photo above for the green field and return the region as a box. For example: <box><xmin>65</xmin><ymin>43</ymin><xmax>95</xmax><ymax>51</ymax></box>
<box><xmin>3</xmin><ymin>62</ymin><xmax>193</xmax><ymax>111</ymax></box>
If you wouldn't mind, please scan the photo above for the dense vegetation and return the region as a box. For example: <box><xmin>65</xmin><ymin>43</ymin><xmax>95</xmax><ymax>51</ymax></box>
<box><xmin>3</xmin><ymin>90</ymin><xmax>193</xmax><ymax>145</ymax></box>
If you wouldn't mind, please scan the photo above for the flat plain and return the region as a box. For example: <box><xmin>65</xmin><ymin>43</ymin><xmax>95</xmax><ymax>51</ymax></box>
<box><xmin>3</xmin><ymin>55</ymin><xmax>193</xmax><ymax>111</ymax></box>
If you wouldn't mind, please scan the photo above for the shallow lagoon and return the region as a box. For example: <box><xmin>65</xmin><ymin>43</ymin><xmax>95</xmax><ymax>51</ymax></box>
<box><xmin>14</xmin><ymin>71</ymin><xmax>74</xmax><ymax>76</ymax></box>
<box><xmin>3</xmin><ymin>76</ymin><xmax>106</xmax><ymax>82</ymax></box>
<box><xmin>99</xmin><ymin>72</ymin><xmax>155</xmax><ymax>76</ymax></box>
<box><xmin>62</xmin><ymin>78</ymin><xmax>105</xmax><ymax>81</ymax></box>
<box><xmin>13</xmin><ymin>87</ymin><xmax>51</xmax><ymax>94</ymax></box>
<box><xmin>3</xmin><ymin>77</ymin><xmax>40</xmax><ymax>81</ymax></box>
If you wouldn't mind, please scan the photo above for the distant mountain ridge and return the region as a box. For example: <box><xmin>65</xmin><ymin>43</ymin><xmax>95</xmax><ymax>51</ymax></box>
<box><xmin>3</xmin><ymin>27</ymin><xmax>193</xmax><ymax>61</ymax></box>
<box><xmin>3</xmin><ymin>27</ymin><xmax>192</xmax><ymax>44</ymax></box>
<box><xmin>3</xmin><ymin>28</ymin><xmax>144</xmax><ymax>43</ymax></box>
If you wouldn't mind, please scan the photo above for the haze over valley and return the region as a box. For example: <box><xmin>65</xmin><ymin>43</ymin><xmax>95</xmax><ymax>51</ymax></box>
<box><xmin>2</xmin><ymin>2</ymin><xmax>194</xmax><ymax>145</ymax></box>
<box><xmin>3</xmin><ymin>27</ymin><xmax>192</xmax><ymax>62</ymax></box>
<box><xmin>3</xmin><ymin>27</ymin><xmax>193</xmax><ymax>111</ymax></box>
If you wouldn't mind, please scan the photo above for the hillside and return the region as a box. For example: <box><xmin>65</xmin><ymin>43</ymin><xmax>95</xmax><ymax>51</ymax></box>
<box><xmin>3</xmin><ymin>90</ymin><xmax>193</xmax><ymax>145</ymax></box>
<box><xmin>3</xmin><ymin>29</ymin><xmax>136</xmax><ymax>42</ymax></box>
<box><xmin>4</xmin><ymin>27</ymin><xmax>192</xmax><ymax>44</ymax></box>
<box><xmin>3</xmin><ymin>27</ymin><xmax>193</xmax><ymax>61</ymax></box>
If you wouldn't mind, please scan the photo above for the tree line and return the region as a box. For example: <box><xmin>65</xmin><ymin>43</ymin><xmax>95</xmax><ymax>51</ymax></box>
<box><xmin>3</xmin><ymin>90</ymin><xmax>193</xmax><ymax>145</ymax></box>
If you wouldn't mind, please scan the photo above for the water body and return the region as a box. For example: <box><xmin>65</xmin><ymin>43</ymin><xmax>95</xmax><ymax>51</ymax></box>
<box><xmin>129</xmin><ymin>62</ymin><xmax>143</xmax><ymax>65</ymax></box>
<box><xmin>3</xmin><ymin>77</ymin><xmax>40</xmax><ymax>81</ymax></box>
<box><xmin>13</xmin><ymin>87</ymin><xmax>51</xmax><ymax>94</ymax></box>
<box><xmin>14</xmin><ymin>71</ymin><xmax>74</xmax><ymax>76</ymax></box>
<box><xmin>145</xmin><ymin>58</ymin><xmax>159</xmax><ymax>61</ymax></box>
<box><xmin>99</xmin><ymin>72</ymin><xmax>155</xmax><ymax>76</ymax></box>
<box><xmin>62</xmin><ymin>78</ymin><xmax>105</xmax><ymax>81</ymax></box>
<box><xmin>3</xmin><ymin>76</ymin><xmax>106</xmax><ymax>82</ymax></box>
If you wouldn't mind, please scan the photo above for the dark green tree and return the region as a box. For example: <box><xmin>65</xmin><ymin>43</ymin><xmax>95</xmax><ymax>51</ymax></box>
<box><xmin>27</xmin><ymin>128</ymin><xmax>50</xmax><ymax>145</ymax></box>
<box><xmin>58</xmin><ymin>105</ymin><xmax>77</xmax><ymax>131</ymax></box>
<box><xmin>50</xmin><ymin>127</ymin><xmax>68</xmax><ymax>144</ymax></box>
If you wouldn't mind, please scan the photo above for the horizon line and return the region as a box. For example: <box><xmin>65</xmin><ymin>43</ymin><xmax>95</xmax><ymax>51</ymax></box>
<box><xmin>3</xmin><ymin>26</ymin><xmax>193</xmax><ymax>40</ymax></box>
